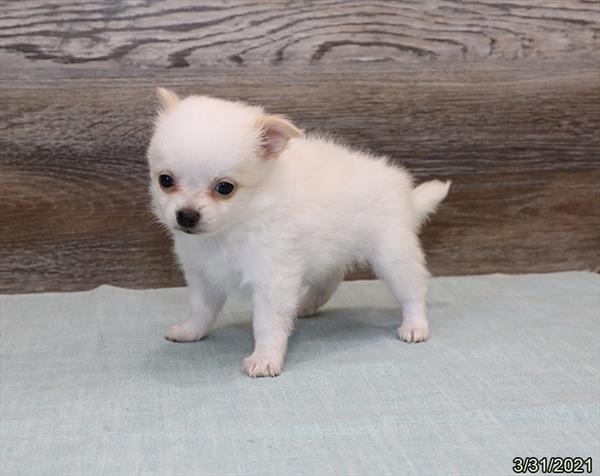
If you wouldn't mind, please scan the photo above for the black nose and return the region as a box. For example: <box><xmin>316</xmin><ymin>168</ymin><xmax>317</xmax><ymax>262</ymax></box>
<box><xmin>176</xmin><ymin>209</ymin><xmax>200</xmax><ymax>228</ymax></box>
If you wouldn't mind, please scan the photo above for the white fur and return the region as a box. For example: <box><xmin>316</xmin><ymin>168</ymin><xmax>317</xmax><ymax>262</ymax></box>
<box><xmin>148</xmin><ymin>90</ymin><xmax>450</xmax><ymax>377</ymax></box>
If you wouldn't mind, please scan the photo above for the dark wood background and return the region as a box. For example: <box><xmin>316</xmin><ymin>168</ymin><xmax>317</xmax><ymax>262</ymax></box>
<box><xmin>1</xmin><ymin>1</ymin><xmax>599</xmax><ymax>294</ymax></box>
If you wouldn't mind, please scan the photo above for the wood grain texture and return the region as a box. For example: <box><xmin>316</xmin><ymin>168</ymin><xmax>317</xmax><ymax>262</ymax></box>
<box><xmin>1</xmin><ymin>0</ymin><xmax>598</xmax><ymax>70</ymax></box>
<box><xmin>1</xmin><ymin>1</ymin><xmax>599</xmax><ymax>293</ymax></box>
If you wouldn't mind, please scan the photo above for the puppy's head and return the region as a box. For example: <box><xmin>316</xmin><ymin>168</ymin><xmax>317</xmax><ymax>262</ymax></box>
<box><xmin>147</xmin><ymin>88</ymin><xmax>301</xmax><ymax>235</ymax></box>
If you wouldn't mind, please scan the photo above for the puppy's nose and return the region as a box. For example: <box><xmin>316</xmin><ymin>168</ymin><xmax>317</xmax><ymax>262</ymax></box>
<box><xmin>176</xmin><ymin>209</ymin><xmax>200</xmax><ymax>228</ymax></box>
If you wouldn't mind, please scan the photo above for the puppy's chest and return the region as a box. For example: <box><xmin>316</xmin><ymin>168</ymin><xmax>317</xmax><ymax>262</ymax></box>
<box><xmin>177</xmin><ymin>235</ymin><xmax>256</xmax><ymax>291</ymax></box>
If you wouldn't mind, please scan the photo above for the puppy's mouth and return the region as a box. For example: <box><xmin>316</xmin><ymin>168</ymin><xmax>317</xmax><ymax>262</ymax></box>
<box><xmin>175</xmin><ymin>223</ymin><xmax>214</xmax><ymax>235</ymax></box>
<box><xmin>176</xmin><ymin>226</ymin><xmax>201</xmax><ymax>235</ymax></box>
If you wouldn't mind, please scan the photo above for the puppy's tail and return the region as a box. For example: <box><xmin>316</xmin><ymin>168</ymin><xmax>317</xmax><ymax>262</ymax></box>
<box><xmin>412</xmin><ymin>180</ymin><xmax>451</xmax><ymax>226</ymax></box>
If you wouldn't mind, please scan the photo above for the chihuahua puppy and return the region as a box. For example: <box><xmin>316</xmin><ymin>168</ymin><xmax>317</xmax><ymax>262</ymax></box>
<box><xmin>148</xmin><ymin>88</ymin><xmax>450</xmax><ymax>377</ymax></box>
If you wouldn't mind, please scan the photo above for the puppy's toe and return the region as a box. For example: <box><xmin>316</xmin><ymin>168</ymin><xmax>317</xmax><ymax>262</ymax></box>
<box><xmin>165</xmin><ymin>319</ymin><xmax>206</xmax><ymax>342</ymax></box>
<box><xmin>243</xmin><ymin>354</ymin><xmax>282</xmax><ymax>378</ymax></box>
<box><xmin>398</xmin><ymin>322</ymin><xmax>430</xmax><ymax>343</ymax></box>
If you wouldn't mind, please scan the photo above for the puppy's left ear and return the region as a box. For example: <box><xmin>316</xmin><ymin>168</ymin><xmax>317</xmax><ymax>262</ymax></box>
<box><xmin>156</xmin><ymin>87</ymin><xmax>180</xmax><ymax>113</ymax></box>
<box><xmin>256</xmin><ymin>115</ymin><xmax>302</xmax><ymax>159</ymax></box>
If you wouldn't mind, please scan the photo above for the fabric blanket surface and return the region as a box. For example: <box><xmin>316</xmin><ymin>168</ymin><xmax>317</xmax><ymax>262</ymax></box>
<box><xmin>1</xmin><ymin>272</ymin><xmax>598</xmax><ymax>475</ymax></box>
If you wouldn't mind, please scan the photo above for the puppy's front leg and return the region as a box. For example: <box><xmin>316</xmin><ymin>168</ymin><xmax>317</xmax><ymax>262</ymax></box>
<box><xmin>244</xmin><ymin>284</ymin><xmax>297</xmax><ymax>377</ymax></box>
<box><xmin>165</xmin><ymin>270</ymin><xmax>225</xmax><ymax>343</ymax></box>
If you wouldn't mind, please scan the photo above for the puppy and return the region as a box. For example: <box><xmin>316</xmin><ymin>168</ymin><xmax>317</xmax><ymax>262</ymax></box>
<box><xmin>148</xmin><ymin>88</ymin><xmax>450</xmax><ymax>377</ymax></box>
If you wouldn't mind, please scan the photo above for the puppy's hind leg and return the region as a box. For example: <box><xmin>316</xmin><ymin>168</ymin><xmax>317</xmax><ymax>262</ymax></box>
<box><xmin>297</xmin><ymin>269</ymin><xmax>344</xmax><ymax>318</ymax></box>
<box><xmin>371</xmin><ymin>232</ymin><xmax>430</xmax><ymax>343</ymax></box>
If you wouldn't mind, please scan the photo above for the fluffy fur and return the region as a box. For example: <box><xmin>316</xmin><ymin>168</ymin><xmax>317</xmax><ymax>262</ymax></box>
<box><xmin>148</xmin><ymin>88</ymin><xmax>450</xmax><ymax>377</ymax></box>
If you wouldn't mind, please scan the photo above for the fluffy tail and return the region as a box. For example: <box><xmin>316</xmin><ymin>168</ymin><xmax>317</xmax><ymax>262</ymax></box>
<box><xmin>412</xmin><ymin>180</ymin><xmax>451</xmax><ymax>225</ymax></box>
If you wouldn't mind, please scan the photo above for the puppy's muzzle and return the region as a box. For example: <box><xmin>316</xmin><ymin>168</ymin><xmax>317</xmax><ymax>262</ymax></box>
<box><xmin>176</xmin><ymin>209</ymin><xmax>200</xmax><ymax>230</ymax></box>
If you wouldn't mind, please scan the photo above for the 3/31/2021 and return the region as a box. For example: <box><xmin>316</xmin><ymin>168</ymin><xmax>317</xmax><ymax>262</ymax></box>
<box><xmin>513</xmin><ymin>457</ymin><xmax>592</xmax><ymax>474</ymax></box>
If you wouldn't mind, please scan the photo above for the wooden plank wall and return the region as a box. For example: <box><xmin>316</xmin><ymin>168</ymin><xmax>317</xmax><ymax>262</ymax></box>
<box><xmin>1</xmin><ymin>1</ymin><xmax>599</xmax><ymax>293</ymax></box>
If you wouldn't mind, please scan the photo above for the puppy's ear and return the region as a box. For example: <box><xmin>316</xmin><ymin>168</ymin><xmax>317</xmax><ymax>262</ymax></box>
<box><xmin>155</xmin><ymin>87</ymin><xmax>179</xmax><ymax>113</ymax></box>
<box><xmin>256</xmin><ymin>115</ymin><xmax>302</xmax><ymax>159</ymax></box>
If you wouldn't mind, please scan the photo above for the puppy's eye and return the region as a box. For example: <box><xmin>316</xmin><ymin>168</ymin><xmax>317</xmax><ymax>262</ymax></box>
<box><xmin>159</xmin><ymin>174</ymin><xmax>174</xmax><ymax>189</ymax></box>
<box><xmin>215</xmin><ymin>181</ymin><xmax>236</xmax><ymax>197</ymax></box>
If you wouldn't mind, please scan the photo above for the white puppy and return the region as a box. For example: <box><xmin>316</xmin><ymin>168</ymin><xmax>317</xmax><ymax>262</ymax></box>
<box><xmin>148</xmin><ymin>88</ymin><xmax>450</xmax><ymax>377</ymax></box>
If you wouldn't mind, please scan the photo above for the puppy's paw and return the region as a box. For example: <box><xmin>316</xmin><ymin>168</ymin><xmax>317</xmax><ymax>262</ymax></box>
<box><xmin>296</xmin><ymin>301</ymin><xmax>319</xmax><ymax>318</ymax></box>
<box><xmin>398</xmin><ymin>321</ymin><xmax>429</xmax><ymax>343</ymax></box>
<box><xmin>165</xmin><ymin>319</ymin><xmax>207</xmax><ymax>343</ymax></box>
<box><xmin>243</xmin><ymin>353</ymin><xmax>282</xmax><ymax>378</ymax></box>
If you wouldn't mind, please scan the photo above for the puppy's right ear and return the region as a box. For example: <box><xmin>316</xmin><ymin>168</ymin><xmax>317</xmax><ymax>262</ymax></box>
<box><xmin>256</xmin><ymin>115</ymin><xmax>302</xmax><ymax>160</ymax></box>
<box><xmin>155</xmin><ymin>87</ymin><xmax>179</xmax><ymax>113</ymax></box>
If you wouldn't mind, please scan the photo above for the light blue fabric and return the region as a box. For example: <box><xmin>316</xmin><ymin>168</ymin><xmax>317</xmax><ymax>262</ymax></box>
<box><xmin>1</xmin><ymin>272</ymin><xmax>599</xmax><ymax>475</ymax></box>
